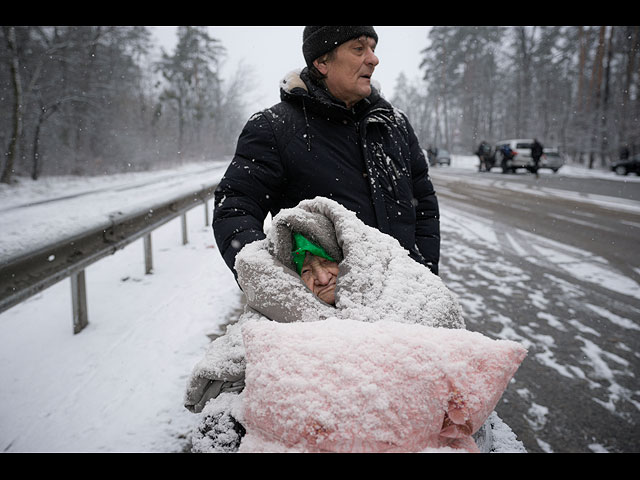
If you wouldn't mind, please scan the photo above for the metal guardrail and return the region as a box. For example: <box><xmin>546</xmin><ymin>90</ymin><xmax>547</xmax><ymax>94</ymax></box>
<box><xmin>0</xmin><ymin>182</ymin><xmax>218</xmax><ymax>334</ymax></box>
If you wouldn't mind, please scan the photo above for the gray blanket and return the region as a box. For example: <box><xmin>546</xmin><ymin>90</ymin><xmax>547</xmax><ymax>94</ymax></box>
<box><xmin>184</xmin><ymin>197</ymin><xmax>465</xmax><ymax>412</ymax></box>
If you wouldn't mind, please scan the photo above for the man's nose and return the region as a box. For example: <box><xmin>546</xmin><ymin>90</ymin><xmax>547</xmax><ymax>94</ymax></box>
<box><xmin>367</xmin><ymin>48</ymin><xmax>379</xmax><ymax>68</ymax></box>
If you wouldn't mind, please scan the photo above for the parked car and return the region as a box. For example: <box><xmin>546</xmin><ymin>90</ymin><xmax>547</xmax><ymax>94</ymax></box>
<box><xmin>540</xmin><ymin>148</ymin><xmax>565</xmax><ymax>173</ymax></box>
<box><xmin>494</xmin><ymin>139</ymin><xmax>563</xmax><ymax>173</ymax></box>
<box><xmin>611</xmin><ymin>154</ymin><xmax>640</xmax><ymax>175</ymax></box>
<box><xmin>494</xmin><ymin>139</ymin><xmax>535</xmax><ymax>173</ymax></box>
<box><xmin>435</xmin><ymin>149</ymin><xmax>451</xmax><ymax>166</ymax></box>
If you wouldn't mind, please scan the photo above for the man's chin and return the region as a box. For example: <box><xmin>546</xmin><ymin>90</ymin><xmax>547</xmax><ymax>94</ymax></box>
<box><xmin>360</xmin><ymin>84</ymin><xmax>372</xmax><ymax>97</ymax></box>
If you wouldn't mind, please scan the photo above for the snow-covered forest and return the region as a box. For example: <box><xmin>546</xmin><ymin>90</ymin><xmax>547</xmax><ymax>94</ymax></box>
<box><xmin>0</xmin><ymin>26</ymin><xmax>253</xmax><ymax>183</ymax></box>
<box><xmin>2</xmin><ymin>26</ymin><xmax>639</xmax><ymax>184</ymax></box>
<box><xmin>390</xmin><ymin>26</ymin><xmax>640</xmax><ymax>167</ymax></box>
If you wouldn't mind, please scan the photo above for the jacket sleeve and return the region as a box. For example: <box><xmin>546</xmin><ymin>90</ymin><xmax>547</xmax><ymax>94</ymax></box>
<box><xmin>213</xmin><ymin>112</ymin><xmax>285</xmax><ymax>277</ymax></box>
<box><xmin>406</xmin><ymin>118</ymin><xmax>440</xmax><ymax>275</ymax></box>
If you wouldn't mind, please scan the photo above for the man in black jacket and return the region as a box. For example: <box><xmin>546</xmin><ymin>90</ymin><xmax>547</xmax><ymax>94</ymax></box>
<box><xmin>531</xmin><ymin>138</ymin><xmax>544</xmax><ymax>178</ymax></box>
<box><xmin>213</xmin><ymin>26</ymin><xmax>441</xmax><ymax>279</ymax></box>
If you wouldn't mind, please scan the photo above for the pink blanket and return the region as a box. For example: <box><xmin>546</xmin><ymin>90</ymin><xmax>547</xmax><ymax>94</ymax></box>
<box><xmin>238</xmin><ymin>319</ymin><xmax>527</xmax><ymax>453</ymax></box>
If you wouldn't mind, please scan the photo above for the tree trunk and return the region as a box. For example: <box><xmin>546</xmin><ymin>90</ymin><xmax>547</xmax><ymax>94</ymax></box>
<box><xmin>600</xmin><ymin>26</ymin><xmax>614</xmax><ymax>166</ymax></box>
<box><xmin>575</xmin><ymin>26</ymin><xmax>588</xmax><ymax>162</ymax></box>
<box><xmin>588</xmin><ymin>26</ymin><xmax>606</xmax><ymax>169</ymax></box>
<box><xmin>32</xmin><ymin>112</ymin><xmax>43</xmax><ymax>180</ymax></box>
<box><xmin>31</xmin><ymin>101</ymin><xmax>58</xmax><ymax>180</ymax></box>
<box><xmin>621</xmin><ymin>26</ymin><xmax>639</xmax><ymax>153</ymax></box>
<box><xmin>577</xmin><ymin>26</ymin><xmax>587</xmax><ymax>114</ymax></box>
<box><xmin>1</xmin><ymin>27</ymin><xmax>23</xmax><ymax>184</ymax></box>
<box><xmin>178</xmin><ymin>98</ymin><xmax>185</xmax><ymax>157</ymax></box>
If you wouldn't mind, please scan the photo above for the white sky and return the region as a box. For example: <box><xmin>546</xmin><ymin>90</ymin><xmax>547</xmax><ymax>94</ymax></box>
<box><xmin>150</xmin><ymin>26</ymin><xmax>432</xmax><ymax>114</ymax></box>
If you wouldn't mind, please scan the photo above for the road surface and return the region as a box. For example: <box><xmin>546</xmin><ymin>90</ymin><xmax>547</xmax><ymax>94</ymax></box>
<box><xmin>431</xmin><ymin>166</ymin><xmax>640</xmax><ymax>453</ymax></box>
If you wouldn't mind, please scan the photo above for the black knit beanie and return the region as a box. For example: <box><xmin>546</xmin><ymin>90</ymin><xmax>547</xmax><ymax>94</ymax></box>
<box><xmin>302</xmin><ymin>26</ymin><xmax>378</xmax><ymax>67</ymax></box>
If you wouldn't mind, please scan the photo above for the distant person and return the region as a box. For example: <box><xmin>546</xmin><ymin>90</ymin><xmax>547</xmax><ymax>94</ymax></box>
<box><xmin>475</xmin><ymin>141</ymin><xmax>492</xmax><ymax>172</ymax></box>
<box><xmin>499</xmin><ymin>144</ymin><xmax>515</xmax><ymax>172</ymax></box>
<box><xmin>619</xmin><ymin>145</ymin><xmax>630</xmax><ymax>160</ymax></box>
<box><xmin>213</xmin><ymin>26</ymin><xmax>441</xmax><ymax>277</ymax></box>
<box><xmin>427</xmin><ymin>146</ymin><xmax>438</xmax><ymax>167</ymax></box>
<box><xmin>531</xmin><ymin>138</ymin><xmax>544</xmax><ymax>178</ymax></box>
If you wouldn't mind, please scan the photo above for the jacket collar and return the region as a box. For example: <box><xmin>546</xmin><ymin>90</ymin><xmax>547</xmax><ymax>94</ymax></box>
<box><xmin>279</xmin><ymin>67</ymin><xmax>386</xmax><ymax>120</ymax></box>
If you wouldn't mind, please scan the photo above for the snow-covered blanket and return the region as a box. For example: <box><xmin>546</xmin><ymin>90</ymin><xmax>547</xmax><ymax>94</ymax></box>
<box><xmin>185</xmin><ymin>197</ymin><xmax>526</xmax><ymax>452</ymax></box>
<box><xmin>239</xmin><ymin>318</ymin><xmax>527</xmax><ymax>453</ymax></box>
<box><xmin>236</xmin><ymin>196</ymin><xmax>466</xmax><ymax>328</ymax></box>
<box><xmin>185</xmin><ymin>197</ymin><xmax>466</xmax><ymax>412</ymax></box>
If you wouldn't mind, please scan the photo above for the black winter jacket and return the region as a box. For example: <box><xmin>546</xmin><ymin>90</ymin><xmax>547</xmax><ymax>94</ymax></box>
<box><xmin>213</xmin><ymin>68</ymin><xmax>440</xmax><ymax>277</ymax></box>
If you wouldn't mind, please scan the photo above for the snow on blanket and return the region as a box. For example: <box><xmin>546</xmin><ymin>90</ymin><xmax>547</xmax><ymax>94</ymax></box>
<box><xmin>185</xmin><ymin>197</ymin><xmax>465</xmax><ymax>413</ymax></box>
<box><xmin>238</xmin><ymin>318</ymin><xmax>527</xmax><ymax>453</ymax></box>
<box><xmin>186</xmin><ymin>197</ymin><xmax>526</xmax><ymax>453</ymax></box>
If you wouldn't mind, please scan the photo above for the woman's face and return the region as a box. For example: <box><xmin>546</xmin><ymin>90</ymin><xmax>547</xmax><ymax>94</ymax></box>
<box><xmin>301</xmin><ymin>254</ymin><xmax>340</xmax><ymax>305</ymax></box>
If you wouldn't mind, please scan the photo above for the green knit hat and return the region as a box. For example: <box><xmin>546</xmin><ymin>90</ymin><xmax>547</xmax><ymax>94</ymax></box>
<box><xmin>291</xmin><ymin>232</ymin><xmax>336</xmax><ymax>275</ymax></box>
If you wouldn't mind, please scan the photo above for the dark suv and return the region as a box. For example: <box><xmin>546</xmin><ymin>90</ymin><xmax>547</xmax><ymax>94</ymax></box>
<box><xmin>611</xmin><ymin>154</ymin><xmax>640</xmax><ymax>175</ymax></box>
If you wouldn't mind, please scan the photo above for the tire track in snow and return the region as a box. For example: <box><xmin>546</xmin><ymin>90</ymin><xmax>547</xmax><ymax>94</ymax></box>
<box><xmin>438</xmin><ymin>203</ymin><xmax>640</xmax><ymax>453</ymax></box>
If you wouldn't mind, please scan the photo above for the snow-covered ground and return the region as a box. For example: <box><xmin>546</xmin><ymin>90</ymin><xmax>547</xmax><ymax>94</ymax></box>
<box><xmin>1</xmin><ymin>160</ymin><xmax>243</xmax><ymax>453</ymax></box>
<box><xmin>0</xmin><ymin>156</ymin><xmax>637</xmax><ymax>452</ymax></box>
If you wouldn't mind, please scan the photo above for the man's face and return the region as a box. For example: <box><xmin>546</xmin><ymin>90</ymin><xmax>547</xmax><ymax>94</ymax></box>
<box><xmin>301</xmin><ymin>254</ymin><xmax>340</xmax><ymax>305</ymax></box>
<box><xmin>314</xmin><ymin>36</ymin><xmax>379</xmax><ymax>108</ymax></box>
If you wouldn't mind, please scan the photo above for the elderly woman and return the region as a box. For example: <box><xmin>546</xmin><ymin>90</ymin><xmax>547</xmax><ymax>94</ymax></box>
<box><xmin>293</xmin><ymin>233</ymin><xmax>340</xmax><ymax>306</ymax></box>
<box><xmin>184</xmin><ymin>197</ymin><xmax>466</xmax><ymax>452</ymax></box>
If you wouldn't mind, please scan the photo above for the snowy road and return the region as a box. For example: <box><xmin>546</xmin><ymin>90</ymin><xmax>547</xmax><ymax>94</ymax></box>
<box><xmin>431</xmin><ymin>165</ymin><xmax>640</xmax><ymax>453</ymax></box>
<box><xmin>1</xmin><ymin>158</ymin><xmax>639</xmax><ymax>453</ymax></box>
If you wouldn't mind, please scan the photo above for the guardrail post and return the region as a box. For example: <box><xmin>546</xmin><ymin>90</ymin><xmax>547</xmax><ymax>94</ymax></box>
<box><xmin>181</xmin><ymin>213</ymin><xmax>188</xmax><ymax>245</ymax></box>
<box><xmin>144</xmin><ymin>233</ymin><xmax>153</xmax><ymax>274</ymax></box>
<box><xmin>71</xmin><ymin>270</ymin><xmax>89</xmax><ymax>334</ymax></box>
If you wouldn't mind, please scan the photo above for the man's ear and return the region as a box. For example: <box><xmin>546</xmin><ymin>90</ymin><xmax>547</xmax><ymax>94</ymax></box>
<box><xmin>313</xmin><ymin>56</ymin><xmax>329</xmax><ymax>75</ymax></box>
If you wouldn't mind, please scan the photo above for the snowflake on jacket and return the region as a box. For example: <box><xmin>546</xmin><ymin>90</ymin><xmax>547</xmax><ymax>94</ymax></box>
<box><xmin>213</xmin><ymin>67</ymin><xmax>440</xmax><ymax>277</ymax></box>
